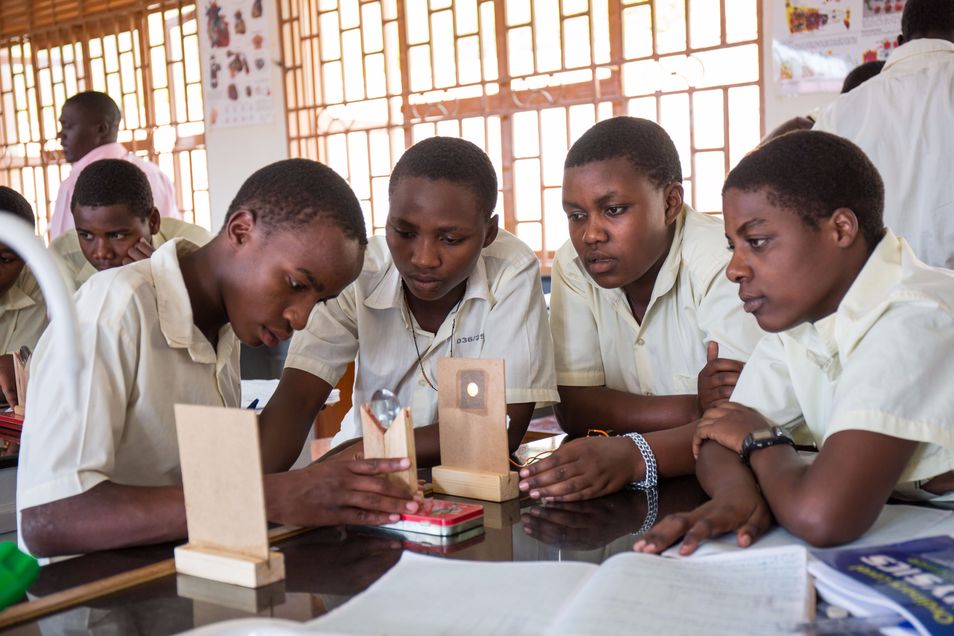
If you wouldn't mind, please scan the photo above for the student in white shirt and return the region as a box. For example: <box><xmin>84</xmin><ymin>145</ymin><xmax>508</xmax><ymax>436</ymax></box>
<box><xmin>0</xmin><ymin>188</ymin><xmax>51</xmax><ymax>406</ymax></box>
<box><xmin>51</xmin><ymin>159</ymin><xmax>212</xmax><ymax>287</ymax></box>
<box><xmin>518</xmin><ymin>117</ymin><xmax>764</xmax><ymax>502</ymax></box>
<box><xmin>813</xmin><ymin>0</ymin><xmax>954</xmax><ymax>268</ymax></box>
<box><xmin>636</xmin><ymin>131</ymin><xmax>954</xmax><ymax>555</ymax></box>
<box><xmin>17</xmin><ymin>159</ymin><xmax>421</xmax><ymax>558</ymax></box>
<box><xmin>260</xmin><ymin>137</ymin><xmax>558</xmax><ymax>469</ymax></box>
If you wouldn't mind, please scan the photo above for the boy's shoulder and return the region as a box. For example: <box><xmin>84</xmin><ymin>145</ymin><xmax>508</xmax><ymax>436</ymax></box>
<box><xmin>75</xmin><ymin>258</ymin><xmax>158</xmax><ymax>324</ymax></box>
<box><xmin>158</xmin><ymin>217</ymin><xmax>213</xmax><ymax>246</ymax></box>
<box><xmin>482</xmin><ymin>228</ymin><xmax>538</xmax><ymax>271</ymax></box>
<box><xmin>678</xmin><ymin>206</ymin><xmax>731</xmax><ymax>287</ymax></box>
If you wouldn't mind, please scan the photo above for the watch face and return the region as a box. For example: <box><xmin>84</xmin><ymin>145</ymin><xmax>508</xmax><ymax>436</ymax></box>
<box><xmin>751</xmin><ymin>428</ymin><xmax>777</xmax><ymax>442</ymax></box>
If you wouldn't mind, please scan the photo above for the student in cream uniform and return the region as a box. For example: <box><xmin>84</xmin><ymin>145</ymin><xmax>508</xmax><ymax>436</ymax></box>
<box><xmin>636</xmin><ymin>132</ymin><xmax>954</xmax><ymax>555</ymax></box>
<box><xmin>51</xmin><ymin>159</ymin><xmax>211</xmax><ymax>287</ymax></box>
<box><xmin>0</xmin><ymin>188</ymin><xmax>67</xmax><ymax>406</ymax></box>
<box><xmin>17</xmin><ymin>160</ymin><xmax>421</xmax><ymax>558</ymax></box>
<box><xmin>518</xmin><ymin>118</ymin><xmax>764</xmax><ymax>503</ymax></box>
<box><xmin>262</xmin><ymin>138</ymin><xmax>558</xmax><ymax>469</ymax></box>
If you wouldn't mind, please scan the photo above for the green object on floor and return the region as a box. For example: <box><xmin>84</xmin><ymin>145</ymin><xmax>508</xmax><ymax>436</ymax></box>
<box><xmin>0</xmin><ymin>541</ymin><xmax>39</xmax><ymax>610</ymax></box>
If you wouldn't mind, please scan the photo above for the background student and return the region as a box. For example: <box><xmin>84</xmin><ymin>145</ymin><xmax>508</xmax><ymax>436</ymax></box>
<box><xmin>0</xmin><ymin>188</ymin><xmax>59</xmax><ymax>406</ymax></box>
<box><xmin>17</xmin><ymin>159</ymin><xmax>419</xmax><ymax>558</ymax></box>
<box><xmin>261</xmin><ymin>137</ymin><xmax>558</xmax><ymax>470</ymax></box>
<box><xmin>518</xmin><ymin>117</ymin><xmax>764</xmax><ymax>502</ymax></box>
<box><xmin>813</xmin><ymin>0</ymin><xmax>954</xmax><ymax>268</ymax></box>
<box><xmin>52</xmin><ymin>159</ymin><xmax>211</xmax><ymax>287</ymax></box>
<box><xmin>636</xmin><ymin>131</ymin><xmax>954</xmax><ymax>555</ymax></box>
<box><xmin>49</xmin><ymin>91</ymin><xmax>179</xmax><ymax>239</ymax></box>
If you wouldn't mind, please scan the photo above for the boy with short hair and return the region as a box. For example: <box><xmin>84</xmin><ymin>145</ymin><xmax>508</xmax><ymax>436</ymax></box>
<box><xmin>260</xmin><ymin>137</ymin><xmax>558</xmax><ymax>469</ymax></box>
<box><xmin>518</xmin><ymin>117</ymin><xmax>764</xmax><ymax>502</ymax></box>
<box><xmin>636</xmin><ymin>131</ymin><xmax>954</xmax><ymax>554</ymax></box>
<box><xmin>52</xmin><ymin>159</ymin><xmax>211</xmax><ymax>286</ymax></box>
<box><xmin>0</xmin><ymin>187</ymin><xmax>58</xmax><ymax>406</ymax></box>
<box><xmin>17</xmin><ymin>159</ymin><xmax>419</xmax><ymax>558</ymax></box>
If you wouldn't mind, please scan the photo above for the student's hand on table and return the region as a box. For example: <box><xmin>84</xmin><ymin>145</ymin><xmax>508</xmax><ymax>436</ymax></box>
<box><xmin>123</xmin><ymin>238</ymin><xmax>156</xmax><ymax>264</ymax></box>
<box><xmin>268</xmin><ymin>457</ymin><xmax>421</xmax><ymax>527</ymax></box>
<box><xmin>0</xmin><ymin>354</ymin><xmax>16</xmax><ymax>406</ymax></box>
<box><xmin>633</xmin><ymin>481</ymin><xmax>773</xmax><ymax>556</ymax></box>
<box><xmin>691</xmin><ymin>402</ymin><xmax>774</xmax><ymax>458</ymax></box>
<box><xmin>518</xmin><ymin>436</ymin><xmax>639</xmax><ymax>502</ymax></box>
<box><xmin>697</xmin><ymin>341</ymin><xmax>745</xmax><ymax>412</ymax></box>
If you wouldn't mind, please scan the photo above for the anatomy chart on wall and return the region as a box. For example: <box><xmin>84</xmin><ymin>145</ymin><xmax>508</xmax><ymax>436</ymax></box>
<box><xmin>199</xmin><ymin>0</ymin><xmax>275</xmax><ymax>127</ymax></box>
<box><xmin>773</xmin><ymin>0</ymin><xmax>906</xmax><ymax>93</ymax></box>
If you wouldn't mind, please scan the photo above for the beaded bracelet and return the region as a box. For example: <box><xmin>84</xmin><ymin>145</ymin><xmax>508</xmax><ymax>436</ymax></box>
<box><xmin>624</xmin><ymin>431</ymin><xmax>658</xmax><ymax>490</ymax></box>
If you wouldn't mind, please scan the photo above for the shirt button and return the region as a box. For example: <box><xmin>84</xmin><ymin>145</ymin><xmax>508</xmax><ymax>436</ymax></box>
<box><xmin>418</xmin><ymin>379</ymin><xmax>426</xmax><ymax>387</ymax></box>
<box><xmin>636</xmin><ymin>338</ymin><xmax>645</xmax><ymax>346</ymax></box>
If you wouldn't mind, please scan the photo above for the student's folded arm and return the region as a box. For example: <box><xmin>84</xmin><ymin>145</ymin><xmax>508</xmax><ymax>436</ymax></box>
<box><xmin>259</xmin><ymin>367</ymin><xmax>333</xmax><ymax>473</ymax></box>
<box><xmin>748</xmin><ymin>429</ymin><xmax>916</xmax><ymax>547</ymax></box>
<box><xmin>555</xmin><ymin>384</ymin><xmax>700</xmax><ymax>436</ymax></box>
<box><xmin>20</xmin><ymin>482</ymin><xmax>187</xmax><ymax>557</ymax></box>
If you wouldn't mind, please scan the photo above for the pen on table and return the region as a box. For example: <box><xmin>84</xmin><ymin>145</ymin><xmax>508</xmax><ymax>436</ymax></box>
<box><xmin>247</xmin><ymin>399</ymin><xmax>259</xmax><ymax>410</ymax></box>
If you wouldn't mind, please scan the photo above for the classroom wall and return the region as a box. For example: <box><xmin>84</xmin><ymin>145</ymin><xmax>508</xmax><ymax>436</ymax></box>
<box><xmin>199</xmin><ymin>3</ymin><xmax>838</xmax><ymax>228</ymax></box>
<box><xmin>200</xmin><ymin>3</ymin><xmax>289</xmax><ymax>232</ymax></box>
<box><xmin>760</xmin><ymin>1</ymin><xmax>840</xmax><ymax>132</ymax></box>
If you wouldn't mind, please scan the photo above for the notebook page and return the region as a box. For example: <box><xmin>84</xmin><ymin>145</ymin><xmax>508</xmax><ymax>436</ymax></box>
<box><xmin>551</xmin><ymin>546</ymin><xmax>811</xmax><ymax>636</ymax></box>
<box><xmin>308</xmin><ymin>552</ymin><xmax>597</xmax><ymax>635</ymax></box>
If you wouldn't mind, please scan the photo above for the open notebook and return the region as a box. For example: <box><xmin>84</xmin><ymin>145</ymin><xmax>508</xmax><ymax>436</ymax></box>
<box><xmin>186</xmin><ymin>546</ymin><xmax>812</xmax><ymax>636</ymax></box>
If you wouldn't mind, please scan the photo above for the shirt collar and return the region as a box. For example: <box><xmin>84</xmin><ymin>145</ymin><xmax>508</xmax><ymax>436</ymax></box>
<box><xmin>883</xmin><ymin>38</ymin><xmax>954</xmax><ymax>73</ymax></box>
<box><xmin>151</xmin><ymin>238</ymin><xmax>221</xmax><ymax>363</ymax></box>
<box><xmin>789</xmin><ymin>231</ymin><xmax>904</xmax><ymax>360</ymax></box>
<box><xmin>648</xmin><ymin>204</ymin><xmax>688</xmax><ymax>303</ymax></box>
<box><xmin>0</xmin><ymin>271</ymin><xmax>37</xmax><ymax>313</ymax></box>
<box><xmin>71</xmin><ymin>142</ymin><xmax>130</xmax><ymax>172</ymax></box>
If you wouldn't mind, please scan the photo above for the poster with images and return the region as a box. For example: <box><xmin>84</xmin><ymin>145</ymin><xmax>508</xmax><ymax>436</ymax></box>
<box><xmin>773</xmin><ymin>0</ymin><xmax>906</xmax><ymax>94</ymax></box>
<box><xmin>199</xmin><ymin>0</ymin><xmax>275</xmax><ymax>128</ymax></box>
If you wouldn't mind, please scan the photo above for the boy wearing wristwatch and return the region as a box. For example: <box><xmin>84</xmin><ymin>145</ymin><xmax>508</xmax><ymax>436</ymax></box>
<box><xmin>635</xmin><ymin>130</ymin><xmax>954</xmax><ymax>555</ymax></box>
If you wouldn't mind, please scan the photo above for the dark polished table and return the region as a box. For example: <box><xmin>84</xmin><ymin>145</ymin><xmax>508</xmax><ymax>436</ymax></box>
<box><xmin>1</xmin><ymin>440</ymin><xmax>710</xmax><ymax>635</ymax></box>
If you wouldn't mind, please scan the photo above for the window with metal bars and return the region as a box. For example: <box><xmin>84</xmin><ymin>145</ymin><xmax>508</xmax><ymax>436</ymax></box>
<box><xmin>0</xmin><ymin>0</ymin><xmax>211</xmax><ymax>238</ymax></box>
<box><xmin>279</xmin><ymin>0</ymin><xmax>763</xmax><ymax>269</ymax></box>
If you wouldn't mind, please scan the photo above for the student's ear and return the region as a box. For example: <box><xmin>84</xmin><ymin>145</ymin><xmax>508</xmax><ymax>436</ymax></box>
<box><xmin>483</xmin><ymin>214</ymin><xmax>499</xmax><ymax>248</ymax></box>
<box><xmin>225</xmin><ymin>209</ymin><xmax>256</xmax><ymax>249</ymax></box>
<box><xmin>147</xmin><ymin>207</ymin><xmax>161</xmax><ymax>235</ymax></box>
<box><xmin>663</xmin><ymin>183</ymin><xmax>684</xmax><ymax>225</ymax></box>
<box><xmin>897</xmin><ymin>34</ymin><xmax>905</xmax><ymax>46</ymax></box>
<box><xmin>829</xmin><ymin>208</ymin><xmax>861</xmax><ymax>248</ymax></box>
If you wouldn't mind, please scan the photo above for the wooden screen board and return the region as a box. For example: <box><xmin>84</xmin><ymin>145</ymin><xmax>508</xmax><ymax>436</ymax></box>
<box><xmin>436</xmin><ymin>358</ymin><xmax>508</xmax><ymax>475</ymax></box>
<box><xmin>360</xmin><ymin>404</ymin><xmax>417</xmax><ymax>492</ymax></box>
<box><xmin>174</xmin><ymin>403</ymin><xmax>269</xmax><ymax>561</ymax></box>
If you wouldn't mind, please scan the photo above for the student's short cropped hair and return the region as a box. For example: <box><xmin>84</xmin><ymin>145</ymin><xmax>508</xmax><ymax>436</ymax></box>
<box><xmin>71</xmin><ymin>159</ymin><xmax>154</xmax><ymax>220</ymax></box>
<box><xmin>564</xmin><ymin>116</ymin><xmax>682</xmax><ymax>188</ymax></box>
<box><xmin>724</xmin><ymin>131</ymin><xmax>886</xmax><ymax>249</ymax></box>
<box><xmin>901</xmin><ymin>0</ymin><xmax>954</xmax><ymax>40</ymax></box>
<box><xmin>225</xmin><ymin>158</ymin><xmax>367</xmax><ymax>245</ymax></box>
<box><xmin>388</xmin><ymin>137</ymin><xmax>498</xmax><ymax>217</ymax></box>
<box><xmin>841</xmin><ymin>60</ymin><xmax>885</xmax><ymax>93</ymax></box>
<box><xmin>0</xmin><ymin>186</ymin><xmax>35</xmax><ymax>229</ymax></box>
<box><xmin>64</xmin><ymin>91</ymin><xmax>122</xmax><ymax>130</ymax></box>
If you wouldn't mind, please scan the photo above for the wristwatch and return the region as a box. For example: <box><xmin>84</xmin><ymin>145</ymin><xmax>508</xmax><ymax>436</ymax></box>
<box><xmin>739</xmin><ymin>427</ymin><xmax>795</xmax><ymax>465</ymax></box>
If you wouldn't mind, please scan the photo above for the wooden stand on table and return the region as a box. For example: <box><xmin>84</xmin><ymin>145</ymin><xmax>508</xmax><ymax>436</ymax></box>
<box><xmin>431</xmin><ymin>359</ymin><xmax>519</xmax><ymax>502</ymax></box>
<box><xmin>361</xmin><ymin>404</ymin><xmax>417</xmax><ymax>492</ymax></box>
<box><xmin>11</xmin><ymin>350</ymin><xmax>28</xmax><ymax>417</ymax></box>
<box><xmin>173</xmin><ymin>404</ymin><xmax>285</xmax><ymax>588</ymax></box>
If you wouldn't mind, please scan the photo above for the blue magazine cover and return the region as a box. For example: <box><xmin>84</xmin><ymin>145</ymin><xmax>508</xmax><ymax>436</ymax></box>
<box><xmin>812</xmin><ymin>535</ymin><xmax>954</xmax><ymax>635</ymax></box>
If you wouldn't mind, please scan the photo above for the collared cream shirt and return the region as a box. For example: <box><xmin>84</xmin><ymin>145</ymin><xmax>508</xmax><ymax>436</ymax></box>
<box><xmin>16</xmin><ymin>239</ymin><xmax>241</xmax><ymax>533</ymax></box>
<box><xmin>0</xmin><ymin>267</ymin><xmax>48</xmax><ymax>356</ymax></box>
<box><xmin>550</xmin><ymin>206</ymin><xmax>764</xmax><ymax>396</ymax></box>
<box><xmin>49</xmin><ymin>142</ymin><xmax>181</xmax><ymax>239</ymax></box>
<box><xmin>813</xmin><ymin>39</ymin><xmax>954</xmax><ymax>269</ymax></box>
<box><xmin>285</xmin><ymin>230</ymin><xmax>559</xmax><ymax>446</ymax></box>
<box><xmin>731</xmin><ymin>231</ymin><xmax>954</xmax><ymax>496</ymax></box>
<box><xmin>52</xmin><ymin>217</ymin><xmax>213</xmax><ymax>287</ymax></box>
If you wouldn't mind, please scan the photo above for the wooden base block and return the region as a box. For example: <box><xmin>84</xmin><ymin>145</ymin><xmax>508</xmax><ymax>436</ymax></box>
<box><xmin>174</xmin><ymin>544</ymin><xmax>285</xmax><ymax>589</ymax></box>
<box><xmin>431</xmin><ymin>465</ymin><xmax>519</xmax><ymax>502</ymax></box>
